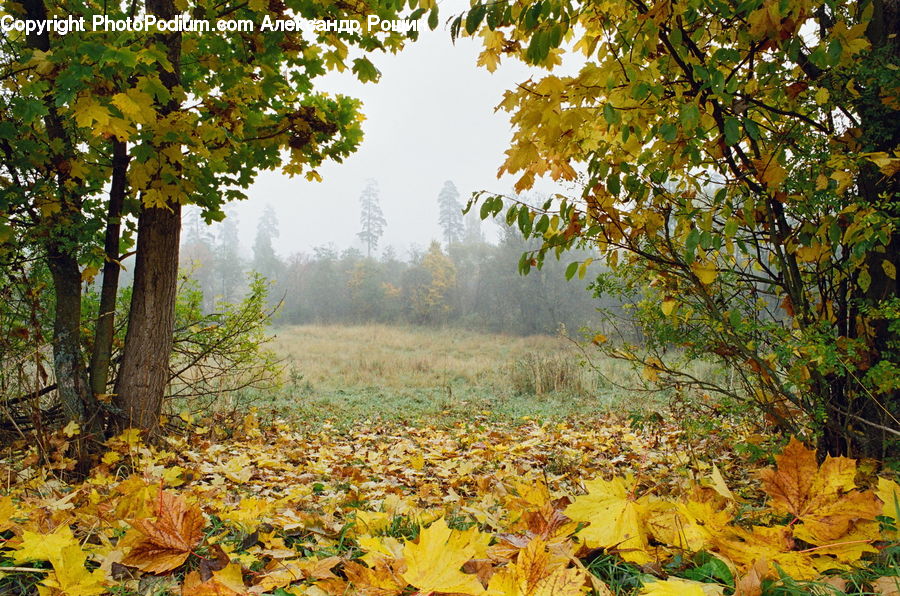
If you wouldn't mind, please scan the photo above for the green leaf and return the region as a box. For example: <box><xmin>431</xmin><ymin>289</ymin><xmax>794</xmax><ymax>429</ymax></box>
<box><xmin>631</xmin><ymin>82</ymin><xmax>651</xmax><ymax>100</ymax></box>
<box><xmin>15</xmin><ymin>98</ymin><xmax>49</xmax><ymax>124</ymax></box>
<box><xmin>660</xmin><ymin>123</ymin><xmax>678</xmax><ymax>143</ymax></box>
<box><xmin>450</xmin><ymin>15</ymin><xmax>462</xmax><ymax>41</ymax></box>
<box><xmin>518</xmin><ymin>206</ymin><xmax>532</xmax><ymax>236</ymax></box>
<box><xmin>724</xmin><ymin>117</ymin><xmax>741</xmax><ymax>145</ymax></box>
<box><xmin>506</xmin><ymin>205</ymin><xmax>518</xmax><ymax>226</ymax></box>
<box><xmin>0</xmin><ymin>121</ymin><xmax>16</xmax><ymax>139</ymax></box>
<box><xmin>565</xmin><ymin>261</ymin><xmax>578</xmax><ymax>280</ymax></box>
<box><xmin>428</xmin><ymin>8</ymin><xmax>439</xmax><ymax>30</ymax></box>
<box><xmin>680</xmin><ymin>103</ymin><xmax>700</xmax><ymax>131</ymax></box>
<box><xmin>744</xmin><ymin>119</ymin><xmax>760</xmax><ymax>141</ymax></box>
<box><xmin>518</xmin><ymin>252</ymin><xmax>532</xmax><ymax>274</ymax></box>
<box><xmin>465</xmin><ymin>4</ymin><xmax>486</xmax><ymax>34</ymax></box>
<box><xmin>603</xmin><ymin>103</ymin><xmax>620</xmax><ymax>125</ymax></box>
<box><xmin>607</xmin><ymin>173</ymin><xmax>621</xmax><ymax>196</ymax></box>
<box><xmin>685</xmin><ymin>228</ymin><xmax>701</xmax><ymax>261</ymax></box>
<box><xmin>827</xmin><ymin>39</ymin><xmax>842</xmax><ymax>64</ymax></box>
<box><xmin>480</xmin><ymin>200</ymin><xmax>493</xmax><ymax>220</ymax></box>
<box><xmin>526</xmin><ymin>30</ymin><xmax>550</xmax><ymax>63</ymax></box>
<box><xmin>724</xmin><ymin>218</ymin><xmax>738</xmax><ymax>238</ymax></box>
<box><xmin>351</xmin><ymin>57</ymin><xmax>380</xmax><ymax>83</ymax></box>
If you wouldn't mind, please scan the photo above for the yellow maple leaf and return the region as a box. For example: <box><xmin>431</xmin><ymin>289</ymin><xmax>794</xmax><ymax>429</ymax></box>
<box><xmin>639</xmin><ymin>577</ymin><xmax>725</xmax><ymax>595</ymax></box>
<box><xmin>565</xmin><ymin>476</ymin><xmax>652</xmax><ymax>564</ymax></box>
<box><xmin>14</xmin><ymin>524</ymin><xmax>79</xmax><ymax>563</ymax></box>
<box><xmin>73</xmin><ymin>96</ymin><xmax>111</xmax><ymax>130</ymax></box>
<box><xmin>345</xmin><ymin>559</ymin><xmax>408</xmax><ymax>594</ymax></box>
<box><xmin>221</xmin><ymin>454</ymin><xmax>254</xmax><ymax>483</ymax></box>
<box><xmin>487</xmin><ymin>537</ymin><xmax>586</xmax><ymax>596</ymax></box>
<box><xmin>38</xmin><ymin>544</ymin><xmax>107</xmax><ymax>596</ymax></box>
<box><xmin>752</xmin><ymin>157</ymin><xmax>788</xmax><ymax>190</ymax></box>
<box><xmin>401</xmin><ymin>517</ymin><xmax>486</xmax><ymax>595</ymax></box>
<box><xmin>877</xmin><ymin>478</ymin><xmax>900</xmax><ymax>539</ymax></box>
<box><xmin>359</xmin><ymin>535</ymin><xmax>405</xmax><ymax>567</ymax></box>
<box><xmin>111</xmin><ymin>88</ymin><xmax>157</xmax><ymax>124</ymax></box>
<box><xmin>644</xmin><ymin>497</ymin><xmax>731</xmax><ymax>552</ymax></box>
<box><xmin>0</xmin><ymin>496</ymin><xmax>18</xmax><ymax>532</ymax></box>
<box><xmin>660</xmin><ymin>298</ymin><xmax>677</xmax><ymax>316</ymax></box>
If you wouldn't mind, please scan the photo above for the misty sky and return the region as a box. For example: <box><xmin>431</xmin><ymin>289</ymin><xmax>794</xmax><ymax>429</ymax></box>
<box><xmin>214</xmin><ymin>7</ymin><xmax>564</xmax><ymax>259</ymax></box>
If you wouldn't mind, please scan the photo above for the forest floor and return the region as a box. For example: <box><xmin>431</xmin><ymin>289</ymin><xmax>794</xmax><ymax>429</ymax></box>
<box><xmin>1</xmin><ymin>326</ymin><xmax>898</xmax><ymax>595</ymax></box>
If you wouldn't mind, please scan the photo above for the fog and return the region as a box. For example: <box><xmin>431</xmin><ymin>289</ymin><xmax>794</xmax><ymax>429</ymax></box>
<box><xmin>208</xmin><ymin>9</ymin><xmax>567</xmax><ymax>258</ymax></box>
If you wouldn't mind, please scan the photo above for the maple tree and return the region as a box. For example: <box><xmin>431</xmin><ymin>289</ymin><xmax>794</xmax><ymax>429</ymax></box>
<box><xmin>0</xmin><ymin>0</ymin><xmax>434</xmax><ymax>437</ymax></box>
<box><xmin>460</xmin><ymin>0</ymin><xmax>898</xmax><ymax>456</ymax></box>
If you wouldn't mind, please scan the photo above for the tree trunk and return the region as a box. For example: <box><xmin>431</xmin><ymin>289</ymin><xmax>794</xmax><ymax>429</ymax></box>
<box><xmin>89</xmin><ymin>140</ymin><xmax>129</xmax><ymax>403</ymax></box>
<box><xmin>112</xmin><ymin>0</ymin><xmax>181</xmax><ymax>436</ymax></box>
<box><xmin>112</xmin><ymin>204</ymin><xmax>182</xmax><ymax>434</ymax></box>
<box><xmin>46</xmin><ymin>246</ymin><xmax>89</xmax><ymax>426</ymax></box>
<box><xmin>820</xmin><ymin>0</ymin><xmax>900</xmax><ymax>458</ymax></box>
<box><xmin>24</xmin><ymin>0</ymin><xmax>101</xmax><ymax>444</ymax></box>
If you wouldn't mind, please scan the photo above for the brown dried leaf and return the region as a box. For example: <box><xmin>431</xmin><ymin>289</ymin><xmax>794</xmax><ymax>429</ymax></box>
<box><xmin>123</xmin><ymin>491</ymin><xmax>205</xmax><ymax>573</ymax></box>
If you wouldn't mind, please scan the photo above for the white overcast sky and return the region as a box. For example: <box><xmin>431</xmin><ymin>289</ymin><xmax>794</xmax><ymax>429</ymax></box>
<box><xmin>214</xmin><ymin>5</ymin><xmax>563</xmax><ymax>259</ymax></box>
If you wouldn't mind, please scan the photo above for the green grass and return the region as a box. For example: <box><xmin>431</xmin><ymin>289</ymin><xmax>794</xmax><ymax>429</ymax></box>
<box><xmin>230</xmin><ymin>324</ymin><xmax>658</xmax><ymax>428</ymax></box>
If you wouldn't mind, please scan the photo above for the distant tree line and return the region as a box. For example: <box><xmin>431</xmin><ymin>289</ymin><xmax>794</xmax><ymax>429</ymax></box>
<box><xmin>179</xmin><ymin>181</ymin><xmax>622</xmax><ymax>336</ymax></box>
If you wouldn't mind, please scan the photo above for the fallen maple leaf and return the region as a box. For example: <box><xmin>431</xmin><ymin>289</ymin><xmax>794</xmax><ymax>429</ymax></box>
<box><xmin>123</xmin><ymin>490</ymin><xmax>205</xmax><ymax>573</ymax></box>
<box><xmin>13</xmin><ymin>524</ymin><xmax>80</xmax><ymax>564</ymax></box>
<box><xmin>182</xmin><ymin>568</ymin><xmax>243</xmax><ymax>596</ymax></box>
<box><xmin>344</xmin><ymin>559</ymin><xmax>408</xmax><ymax>595</ymax></box>
<box><xmin>565</xmin><ymin>476</ymin><xmax>652</xmax><ymax>564</ymax></box>
<box><xmin>39</xmin><ymin>544</ymin><xmax>108</xmax><ymax>596</ymax></box>
<box><xmin>872</xmin><ymin>575</ymin><xmax>900</xmax><ymax>596</ymax></box>
<box><xmin>401</xmin><ymin>517</ymin><xmax>487</xmax><ymax>595</ymax></box>
<box><xmin>487</xmin><ymin>537</ymin><xmax>585</xmax><ymax>596</ymax></box>
<box><xmin>759</xmin><ymin>438</ymin><xmax>881</xmax><ymax>545</ymax></box>
<box><xmin>639</xmin><ymin>577</ymin><xmax>725</xmax><ymax>595</ymax></box>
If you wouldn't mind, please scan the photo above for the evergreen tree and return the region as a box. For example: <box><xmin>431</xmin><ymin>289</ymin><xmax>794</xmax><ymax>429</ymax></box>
<box><xmin>357</xmin><ymin>180</ymin><xmax>387</xmax><ymax>257</ymax></box>
<box><xmin>252</xmin><ymin>205</ymin><xmax>282</xmax><ymax>281</ymax></box>
<box><xmin>180</xmin><ymin>206</ymin><xmax>217</xmax><ymax>311</ymax></box>
<box><xmin>214</xmin><ymin>211</ymin><xmax>244</xmax><ymax>304</ymax></box>
<box><xmin>437</xmin><ymin>181</ymin><xmax>464</xmax><ymax>246</ymax></box>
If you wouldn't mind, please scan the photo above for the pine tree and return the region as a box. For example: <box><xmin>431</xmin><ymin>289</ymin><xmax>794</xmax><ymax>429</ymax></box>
<box><xmin>437</xmin><ymin>181</ymin><xmax>464</xmax><ymax>246</ymax></box>
<box><xmin>252</xmin><ymin>205</ymin><xmax>282</xmax><ymax>281</ymax></box>
<box><xmin>215</xmin><ymin>211</ymin><xmax>244</xmax><ymax>304</ymax></box>
<box><xmin>358</xmin><ymin>180</ymin><xmax>387</xmax><ymax>258</ymax></box>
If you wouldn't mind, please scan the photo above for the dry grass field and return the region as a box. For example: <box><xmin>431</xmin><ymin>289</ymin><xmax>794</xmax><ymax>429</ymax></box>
<box><xmin>253</xmin><ymin>324</ymin><xmax>653</xmax><ymax>426</ymax></box>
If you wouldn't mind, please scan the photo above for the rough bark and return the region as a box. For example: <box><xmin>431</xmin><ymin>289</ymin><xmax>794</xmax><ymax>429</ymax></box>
<box><xmin>46</xmin><ymin>246</ymin><xmax>89</xmax><ymax>425</ymax></box>
<box><xmin>113</xmin><ymin>204</ymin><xmax>182</xmax><ymax>433</ymax></box>
<box><xmin>24</xmin><ymin>0</ymin><xmax>100</xmax><ymax>440</ymax></box>
<box><xmin>112</xmin><ymin>0</ymin><xmax>182</xmax><ymax>435</ymax></box>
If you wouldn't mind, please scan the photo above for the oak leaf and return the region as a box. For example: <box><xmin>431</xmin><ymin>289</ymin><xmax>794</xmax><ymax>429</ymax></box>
<box><xmin>123</xmin><ymin>490</ymin><xmax>205</xmax><ymax>573</ymax></box>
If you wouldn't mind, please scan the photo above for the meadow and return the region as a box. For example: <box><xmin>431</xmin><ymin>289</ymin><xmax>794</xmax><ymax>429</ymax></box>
<box><xmin>248</xmin><ymin>324</ymin><xmax>656</xmax><ymax>427</ymax></box>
